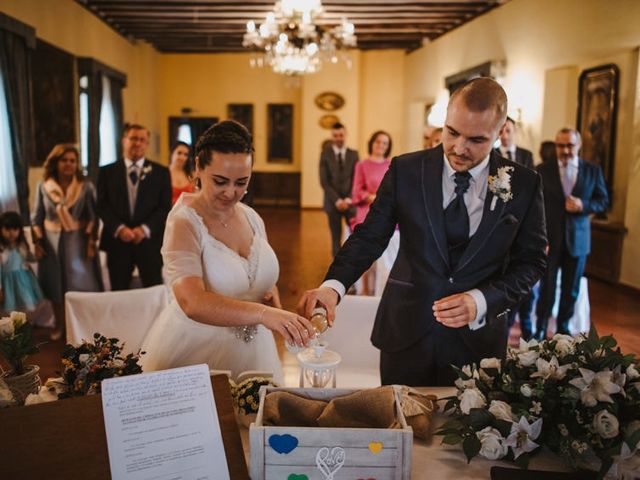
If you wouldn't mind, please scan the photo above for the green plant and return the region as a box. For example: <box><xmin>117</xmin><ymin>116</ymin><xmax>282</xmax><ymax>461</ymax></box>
<box><xmin>0</xmin><ymin>312</ymin><xmax>39</xmax><ymax>375</ymax></box>
<box><xmin>59</xmin><ymin>333</ymin><xmax>144</xmax><ymax>397</ymax></box>
<box><xmin>436</xmin><ymin>331</ymin><xmax>640</xmax><ymax>479</ymax></box>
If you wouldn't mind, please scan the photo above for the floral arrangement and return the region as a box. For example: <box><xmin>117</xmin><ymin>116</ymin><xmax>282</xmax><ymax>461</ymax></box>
<box><xmin>59</xmin><ymin>333</ymin><xmax>144</xmax><ymax>398</ymax></box>
<box><xmin>436</xmin><ymin>331</ymin><xmax>640</xmax><ymax>478</ymax></box>
<box><xmin>488</xmin><ymin>165</ymin><xmax>514</xmax><ymax>211</ymax></box>
<box><xmin>0</xmin><ymin>312</ymin><xmax>39</xmax><ymax>375</ymax></box>
<box><xmin>230</xmin><ymin>376</ymin><xmax>278</xmax><ymax>415</ymax></box>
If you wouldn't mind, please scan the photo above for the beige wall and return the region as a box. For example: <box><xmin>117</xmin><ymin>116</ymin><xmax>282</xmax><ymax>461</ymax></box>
<box><xmin>158</xmin><ymin>53</ymin><xmax>302</xmax><ymax>172</ymax></box>
<box><xmin>404</xmin><ymin>0</ymin><xmax>640</xmax><ymax>287</ymax></box>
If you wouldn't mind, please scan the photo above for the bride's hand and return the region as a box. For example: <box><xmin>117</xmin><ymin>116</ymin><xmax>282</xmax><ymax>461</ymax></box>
<box><xmin>261</xmin><ymin>308</ymin><xmax>314</xmax><ymax>347</ymax></box>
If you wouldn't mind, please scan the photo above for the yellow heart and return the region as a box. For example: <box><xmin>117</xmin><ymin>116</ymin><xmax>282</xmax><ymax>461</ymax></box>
<box><xmin>368</xmin><ymin>442</ymin><xmax>383</xmax><ymax>454</ymax></box>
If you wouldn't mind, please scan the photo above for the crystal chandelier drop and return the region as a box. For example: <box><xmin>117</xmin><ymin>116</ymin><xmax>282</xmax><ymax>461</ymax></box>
<box><xmin>242</xmin><ymin>0</ymin><xmax>356</xmax><ymax>76</ymax></box>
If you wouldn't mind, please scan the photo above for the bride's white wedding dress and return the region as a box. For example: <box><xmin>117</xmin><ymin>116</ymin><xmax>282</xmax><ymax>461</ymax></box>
<box><xmin>140</xmin><ymin>194</ymin><xmax>283</xmax><ymax>383</ymax></box>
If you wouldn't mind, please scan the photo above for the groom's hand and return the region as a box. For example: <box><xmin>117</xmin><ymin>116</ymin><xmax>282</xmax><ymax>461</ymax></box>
<box><xmin>297</xmin><ymin>287</ymin><xmax>339</xmax><ymax>326</ymax></box>
<box><xmin>432</xmin><ymin>293</ymin><xmax>477</xmax><ymax>328</ymax></box>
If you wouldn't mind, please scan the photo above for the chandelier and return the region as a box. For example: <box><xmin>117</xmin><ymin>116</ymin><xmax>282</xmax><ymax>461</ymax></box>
<box><xmin>242</xmin><ymin>0</ymin><xmax>356</xmax><ymax>76</ymax></box>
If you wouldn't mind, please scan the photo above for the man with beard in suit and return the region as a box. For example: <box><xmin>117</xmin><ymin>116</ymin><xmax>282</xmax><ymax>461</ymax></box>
<box><xmin>97</xmin><ymin>124</ymin><xmax>172</xmax><ymax>290</ymax></box>
<box><xmin>534</xmin><ymin>127</ymin><xmax>608</xmax><ymax>340</ymax></box>
<box><xmin>299</xmin><ymin>78</ymin><xmax>547</xmax><ymax>386</ymax></box>
<box><xmin>319</xmin><ymin>122</ymin><xmax>359</xmax><ymax>257</ymax></box>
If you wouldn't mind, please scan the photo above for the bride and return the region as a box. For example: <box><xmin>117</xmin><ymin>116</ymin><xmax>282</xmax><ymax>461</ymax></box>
<box><xmin>140</xmin><ymin>120</ymin><xmax>313</xmax><ymax>383</ymax></box>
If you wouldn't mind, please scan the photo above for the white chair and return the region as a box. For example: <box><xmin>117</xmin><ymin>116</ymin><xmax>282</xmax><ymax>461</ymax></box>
<box><xmin>65</xmin><ymin>285</ymin><xmax>169</xmax><ymax>352</ymax></box>
<box><xmin>322</xmin><ymin>294</ymin><xmax>381</xmax><ymax>388</ymax></box>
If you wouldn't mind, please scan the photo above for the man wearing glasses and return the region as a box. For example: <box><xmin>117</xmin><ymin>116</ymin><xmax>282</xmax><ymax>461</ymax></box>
<box><xmin>535</xmin><ymin>127</ymin><xmax>608</xmax><ymax>340</ymax></box>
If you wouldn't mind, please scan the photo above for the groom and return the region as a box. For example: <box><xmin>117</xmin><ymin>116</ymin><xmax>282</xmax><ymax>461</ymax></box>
<box><xmin>298</xmin><ymin>78</ymin><xmax>547</xmax><ymax>386</ymax></box>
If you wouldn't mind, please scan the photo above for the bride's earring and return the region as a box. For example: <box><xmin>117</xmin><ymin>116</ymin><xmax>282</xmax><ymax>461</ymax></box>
<box><xmin>242</xmin><ymin>190</ymin><xmax>248</xmax><ymax>197</ymax></box>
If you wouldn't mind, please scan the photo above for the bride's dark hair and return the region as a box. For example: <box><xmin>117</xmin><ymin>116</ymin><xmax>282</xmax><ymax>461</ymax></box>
<box><xmin>195</xmin><ymin>120</ymin><xmax>254</xmax><ymax>170</ymax></box>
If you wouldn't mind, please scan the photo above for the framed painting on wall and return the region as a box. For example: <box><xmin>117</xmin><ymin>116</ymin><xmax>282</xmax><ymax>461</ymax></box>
<box><xmin>227</xmin><ymin>103</ymin><xmax>253</xmax><ymax>136</ymax></box>
<box><xmin>267</xmin><ymin>104</ymin><xmax>293</xmax><ymax>164</ymax></box>
<box><xmin>576</xmin><ymin>64</ymin><xmax>619</xmax><ymax>197</ymax></box>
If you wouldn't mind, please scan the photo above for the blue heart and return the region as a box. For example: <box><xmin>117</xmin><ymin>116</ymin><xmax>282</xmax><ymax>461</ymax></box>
<box><xmin>268</xmin><ymin>434</ymin><xmax>299</xmax><ymax>454</ymax></box>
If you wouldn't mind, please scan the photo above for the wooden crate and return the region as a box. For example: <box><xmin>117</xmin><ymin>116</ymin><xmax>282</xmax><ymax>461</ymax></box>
<box><xmin>250</xmin><ymin>386</ymin><xmax>412</xmax><ymax>479</ymax></box>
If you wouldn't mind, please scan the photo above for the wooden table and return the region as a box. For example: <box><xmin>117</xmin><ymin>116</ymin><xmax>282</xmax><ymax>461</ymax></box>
<box><xmin>0</xmin><ymin>375</ymin><xmax>249</xmax><ymax>480</ymax></box>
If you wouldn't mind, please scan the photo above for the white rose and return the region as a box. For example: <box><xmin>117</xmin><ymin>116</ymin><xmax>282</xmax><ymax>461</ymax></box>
<box><xmin>518</xmin><ymin>350</ymin><xmax>539</xmax><ymax>367</ymax></box>
<box><xmin>593</xmin><ymin>410</ymin><xmax>619</xmax><ymax>439</ymax></box>
<box><xmin>78</xmin><ymin>354</ymin><xmax>90</xmax><ymax>364</ymax></box>
<box><xmin>627</xmin><ymin>364</ymin><xmax>640</xmax><ymax>380</ymax></box>
<box><xmin>10</xmin><ymin>311</ymin><xmax>27</xmax><ymax>328</ymax></box>
<box><xmin>0</xmin><ymin>317</ymin><xmax>14</xmax><ymax>337</ymax></box>
<box><xmin>489</xmin><ymin>400</ymin><xmax>514</xmax><ymax>422</ymax></box>
<box><xmin>477</xmin><ymin>427</ymin><xmax>508</xmax><ymax>460</ymax></box>
<box><xmin>552</xmin><ymin>334</ymin><xmax>574</xmax><ymax>357</ymax></box>
<box><xmin>480</xmin><ymin>358</ymin><xmax>502</xmax><ymax>371</ymax></box>
<box><xmin>520</xmin><ymin>384</ymin><xmax>533</xmax><ymax>397</ymax></box>
<box><xmin>459</xmin><ymin>388</ymin><xmax>486</xmax><ymax>414</ymax></box>
<box><xmin>24</xmin><ymin>387</ymin><xmax>58</xmax><ymax>406</ymax></box>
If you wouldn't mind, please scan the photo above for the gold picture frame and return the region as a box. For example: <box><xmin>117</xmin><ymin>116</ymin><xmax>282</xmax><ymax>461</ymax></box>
<box><xmin>319</xmin><ymin>114</ymin><xmax>340</xmax><ymax>129</ymax></box>
<box><xmin>314</xmin><ymin>92</ymin><xmax>345</xmax><ymax>112</ymax></box>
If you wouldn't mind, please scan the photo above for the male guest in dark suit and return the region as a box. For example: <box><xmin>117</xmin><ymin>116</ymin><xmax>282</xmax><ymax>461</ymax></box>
<box><xmin>319</xmin><ymin>122</ymin><xmax>359</xmax><ymax>257</ymax></box>
<box><xmin>97</xmin><ymin>124</ymin><xmax>172</xmax><ymax>290</ymax></box>
<box><xmin>494</xmin><ymin>116</ymin><xmax>536</xmax><ymax>339</ymax></box>
<box><xmin>299</xmin><ymin>78</ymin><xmax>547</xmax><ymax>386</ymax></box>
<box><xmin>496</xmin><ymin>116</ymin><xmax>534</xmax><ymax>169</ymax></box>
<box><xmin>535</xmin><ymin>127</ymin><xmax>608</xmax><ymax>340</ymax></box>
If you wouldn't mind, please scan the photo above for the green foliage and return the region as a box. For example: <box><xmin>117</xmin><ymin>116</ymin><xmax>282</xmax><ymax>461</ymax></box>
<box><xmin>0</xmin><ymin>312</ymin><xmax>39</xmax><ymax>375</ymax></box>
<box><xmin>435</xmin><ymin>331</ymin><xmax>640</xmax><ymax>475</ymax></box>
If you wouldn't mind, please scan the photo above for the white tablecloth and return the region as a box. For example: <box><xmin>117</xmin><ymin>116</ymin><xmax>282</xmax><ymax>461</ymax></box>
<box><xmin>240</xmin><ymin>387</ymin><xmax>570</xmax><ymax>478</ymax></box>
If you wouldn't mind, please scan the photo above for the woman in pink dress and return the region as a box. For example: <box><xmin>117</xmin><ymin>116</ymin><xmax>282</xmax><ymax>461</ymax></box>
<box><xmin>350</xmin><ymin>130</ymin><xmax>392</xmax><ymax>295</ymax></box>
<box><xmin>169</xmin><ymin>141</ymin><xmax>196</xmax><ymax>205</ymax></box>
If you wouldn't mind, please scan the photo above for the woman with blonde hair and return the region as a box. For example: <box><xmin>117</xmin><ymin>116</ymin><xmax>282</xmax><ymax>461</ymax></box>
<box><xmin>32</xmin><ymin>144</ymin><xmax>103</xmax><ymax>339</ymax></box>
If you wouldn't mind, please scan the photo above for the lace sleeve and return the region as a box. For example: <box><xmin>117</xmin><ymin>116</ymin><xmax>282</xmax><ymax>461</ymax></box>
<box><xmin>161</xmin><ymin>210</ymin><xmax>203</xmax><ymax>286</ymax></box>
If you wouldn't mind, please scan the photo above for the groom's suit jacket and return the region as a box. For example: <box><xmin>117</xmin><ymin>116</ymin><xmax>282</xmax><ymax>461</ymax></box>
<box><xmin>326</xmin><ymin>146</ymin><xmax>547</xmax><ymax>360</ymax></box>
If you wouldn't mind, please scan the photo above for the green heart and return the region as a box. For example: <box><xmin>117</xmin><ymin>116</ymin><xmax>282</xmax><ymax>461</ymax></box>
<box><xmin>288</xmin><ymin>475</ymin><xmax>308</xmax><ymax>480</ymax></box>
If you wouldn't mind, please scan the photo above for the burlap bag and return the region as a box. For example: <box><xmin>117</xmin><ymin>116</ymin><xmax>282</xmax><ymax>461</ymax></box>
<box><xmin>262</xmin><ymin>391</ymin><xmax>328</xmax><ymax>426</ymax></box>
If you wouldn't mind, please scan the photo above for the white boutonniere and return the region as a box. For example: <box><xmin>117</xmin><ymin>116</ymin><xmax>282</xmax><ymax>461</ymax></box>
<box><xmin>488</xmin><ymin>166</ymin><xmax>514</xmax><ymax>211</ymax></box>
<box><xmin>140</xmin><ymin>164</ymin><xmax>153</xmax><ymax>181</ymax></box>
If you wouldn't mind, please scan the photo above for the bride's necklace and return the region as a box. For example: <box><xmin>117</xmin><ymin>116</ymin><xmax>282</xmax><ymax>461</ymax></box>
<box><xmin>215</xmin><ymin>207</ymin><xmax>235</xmax><ymax>228</ymax></box>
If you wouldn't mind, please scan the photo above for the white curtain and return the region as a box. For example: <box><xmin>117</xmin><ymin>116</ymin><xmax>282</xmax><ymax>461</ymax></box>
<box><xmin>79</xmin><ymin>88</ymin><xmax>89</xmax><ymax>168</ymax></box>
<box><xmin>0</xmin><ymin>68</ymin><xmax>18</xmax><ymax>213</ymax></box>
<box><xmin>99</xmin><ymin>74</ymin><xmax>117</xmax><ymax>166</ymax></box>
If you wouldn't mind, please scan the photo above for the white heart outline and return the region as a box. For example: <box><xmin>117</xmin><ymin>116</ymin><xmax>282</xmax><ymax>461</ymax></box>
<box><xmin>315</xmin><ymin>446</ymin><xmax>346</xmax><ymax>480</ymax></box>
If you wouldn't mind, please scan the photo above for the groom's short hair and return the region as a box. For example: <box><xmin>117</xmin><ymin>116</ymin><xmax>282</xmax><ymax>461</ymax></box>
<box><xmin>449</xmin><ymin>77</ymin><xmax>507</xmax><ymax>125</ymax></box>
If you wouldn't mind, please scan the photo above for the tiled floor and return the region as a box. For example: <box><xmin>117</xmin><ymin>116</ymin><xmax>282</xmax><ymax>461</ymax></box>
<box><xmin>20</xmin><ymin>207</ymin><xmax>640</xmax><ymax>383</ymax></box>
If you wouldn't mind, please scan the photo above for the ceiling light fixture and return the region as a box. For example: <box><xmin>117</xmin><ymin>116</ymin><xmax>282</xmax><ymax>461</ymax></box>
<box><xmin>242</xmin><ymin>0</ymin><xmax>356</xmax><ymax>76</ymax></box>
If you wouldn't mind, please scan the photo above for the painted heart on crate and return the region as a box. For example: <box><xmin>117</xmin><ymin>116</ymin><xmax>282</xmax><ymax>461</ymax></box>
<box><xmin>315</xmin><ymin>446</ymin><xmax>346</xmax><ymax>480</ymax></box>
<box><xmin>268</xmin><ymin>434</ymin><xmax>299</xmax><ymax>454</ymax></box>
<box><xmin>368</xmin><ymin>441</ymin><xmax>383</xmax><ymax>454</ymax></box>
<box><xmin>287</xmin><ymin>475</ymin><xmax>308</xmax><ymax>480</ymax></box>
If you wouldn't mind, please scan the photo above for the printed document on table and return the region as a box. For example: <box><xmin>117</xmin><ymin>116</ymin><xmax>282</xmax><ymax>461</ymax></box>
<box><xmin>101</xmin><ymin>364</ymin><xmax>230</xmax><ymax>480</ymax></box>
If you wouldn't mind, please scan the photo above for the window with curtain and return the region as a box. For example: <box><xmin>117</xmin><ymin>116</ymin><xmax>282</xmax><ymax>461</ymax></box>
<box><xmin>79</xmin><ymin>75</ymin><xmax>89</xmax><ymax>169</ymax></box>
<box><xmin>77</xmin><ymin>58</ymin><xmax>126</xmax><ymax>182</ymax></box>
<box><xmin>99</xmin><ymin>74</ymin><xmax>117</xmax><ymax>166</ymax></box>
<box><xmin>0</xmin><ymin>67</ymin><xmax>18</xmax><ymax>212</ymax></box>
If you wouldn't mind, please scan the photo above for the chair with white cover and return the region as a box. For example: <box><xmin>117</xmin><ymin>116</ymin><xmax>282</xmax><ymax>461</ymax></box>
<box><xmin>65</xmin><ymin>285</ymin><xmax>169</xmax><ymax>352</ymax></box>
<box><xmin>322</xmin><ymin>294</ymin><xmax>381</xmax><ymax>388</ymax></box>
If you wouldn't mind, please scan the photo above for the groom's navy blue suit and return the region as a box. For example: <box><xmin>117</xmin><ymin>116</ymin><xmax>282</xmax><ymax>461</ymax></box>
<box><xmin>325</xmin><ymin>145</ymin><xmax>548</xmax><ymax>386</ymax></box>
